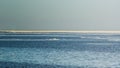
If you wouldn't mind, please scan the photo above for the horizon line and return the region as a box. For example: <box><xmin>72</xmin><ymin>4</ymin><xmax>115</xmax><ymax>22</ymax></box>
<box><xmin>1</xmin><ymin>30</ymin><xmax>120</xmax><ymax>33</ymax></box>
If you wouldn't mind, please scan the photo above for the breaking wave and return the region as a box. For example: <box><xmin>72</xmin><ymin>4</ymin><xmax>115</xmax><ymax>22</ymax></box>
<box><xmin>0</xmin><ymin>38</ymin><xmax>60</xmax><ymax>41</ymax></box>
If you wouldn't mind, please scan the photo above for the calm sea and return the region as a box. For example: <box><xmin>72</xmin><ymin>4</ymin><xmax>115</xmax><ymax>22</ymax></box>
<box><xmin>0</xmin><ymin>32</ymin><xmax>120</xmax><ymax>68</ymax></box>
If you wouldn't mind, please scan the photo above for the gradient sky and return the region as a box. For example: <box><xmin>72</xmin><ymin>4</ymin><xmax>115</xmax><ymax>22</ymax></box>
<box><xmin>0</xmin><ymin>0</ymin><xmax>120</xmax><ymax>30</ymax></box>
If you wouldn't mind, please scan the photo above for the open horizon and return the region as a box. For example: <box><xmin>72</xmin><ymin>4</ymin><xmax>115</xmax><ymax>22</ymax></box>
<box><xmin>1</xmin><ymin>0</ymin><xmax>120</xmax><ymax>68</ymax></box>
<box><xmin>1</xmin><ymin>30</ymin><xmax>120</xmax><ymax>33</ymax></box>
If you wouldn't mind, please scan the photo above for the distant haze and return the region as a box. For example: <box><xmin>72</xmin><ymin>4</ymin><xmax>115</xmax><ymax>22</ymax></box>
<box><xmin>0</xmin><ymin>0</ymin><xmax>120</xmax><ymax>30</ymax></box>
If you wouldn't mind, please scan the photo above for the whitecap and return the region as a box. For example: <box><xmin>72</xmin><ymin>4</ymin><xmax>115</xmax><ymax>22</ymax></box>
<box><xmin>107</xmin><ymin>38</ymin><xmax>120</xmax><ymax>42</ymax></box>
<box><xmin>0</xmin><ymin>38</ymin><xmax>60</xmax><ymax>41</ymax></box>
<box><xmin>48</xmin><ymin>38</ymin><xmax>60</xmax><ymax>41</ymax></box>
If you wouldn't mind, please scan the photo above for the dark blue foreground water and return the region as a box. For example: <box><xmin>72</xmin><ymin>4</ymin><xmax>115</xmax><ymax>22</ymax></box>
<box><xmin>1</xmin><ymin>32</ymin><xmax>120</xmax><ymax>68</ymax></box>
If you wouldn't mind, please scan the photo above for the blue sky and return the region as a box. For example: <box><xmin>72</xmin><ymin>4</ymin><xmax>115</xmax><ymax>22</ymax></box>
<box><xmin>0</xmin><ymin>0</ymin><xmax>120</xmax><ymax>30</ymax></box>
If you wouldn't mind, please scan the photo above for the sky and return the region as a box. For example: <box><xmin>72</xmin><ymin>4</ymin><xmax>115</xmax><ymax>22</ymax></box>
<box><xmin>0</xmin><ymin>0</ymin><xmax>120</xmax><ymax>30</ymax></box>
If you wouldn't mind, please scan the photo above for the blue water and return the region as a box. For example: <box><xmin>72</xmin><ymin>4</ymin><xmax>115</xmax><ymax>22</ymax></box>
<box><xmin>0</xmin><ymin>32</ymin><xmax>120</xmax><ymax>68</ymax></box>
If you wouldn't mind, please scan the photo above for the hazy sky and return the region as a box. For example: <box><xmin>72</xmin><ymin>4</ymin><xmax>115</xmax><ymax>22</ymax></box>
<box><xmin>0</xmin><ymin>0</ymin><xmax>120</xmax><ymax>30</ymax></box>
